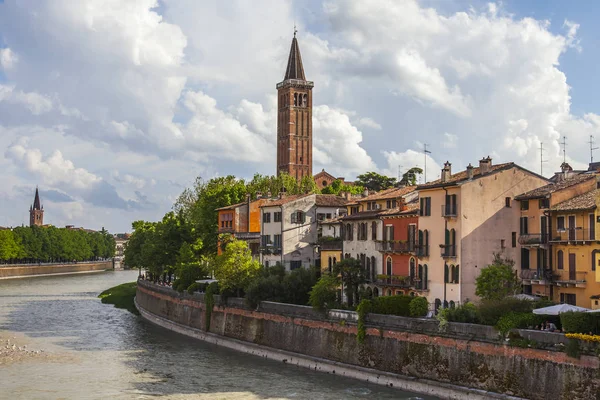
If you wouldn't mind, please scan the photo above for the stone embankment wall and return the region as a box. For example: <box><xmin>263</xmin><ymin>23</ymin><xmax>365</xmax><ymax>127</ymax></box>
<box><xmin>136</xmin><ymin>280</ymin><xmax>600</xmax><ymax>400</ymax></box>
<box><xmin>0</xmin><ymin>261</ymin><xmax>112</xmax><ymax>278</ymax></box>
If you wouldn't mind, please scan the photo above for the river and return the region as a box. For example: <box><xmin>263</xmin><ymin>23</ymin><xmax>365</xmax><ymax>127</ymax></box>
<box><xmin>0</xmin><ymin>271</ymin><xmax>437</xmax><ymax>399</ymax></box>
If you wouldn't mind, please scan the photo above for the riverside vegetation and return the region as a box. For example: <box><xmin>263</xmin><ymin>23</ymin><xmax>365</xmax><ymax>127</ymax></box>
<box><xmin>98</xmin><ymin>282</ymin><xmax>139</xmax><ymax>315</ymax></box>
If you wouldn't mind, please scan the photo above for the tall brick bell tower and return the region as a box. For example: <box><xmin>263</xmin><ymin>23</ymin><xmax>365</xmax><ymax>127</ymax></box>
<box><xmin>276</xmin><ymin>29</ymin><xmax>314</xmax><ymax>181</ymax></box>
<box><xmin>29</xmin><ymin>187</ymin><xmax>44</xmax><ymax>227</ymax></box>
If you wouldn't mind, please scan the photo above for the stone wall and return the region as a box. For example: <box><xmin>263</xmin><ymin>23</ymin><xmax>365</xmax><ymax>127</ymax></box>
<box><xmin>136</xmin><ymin>280</ymin><xmax>600</xmax><ymax>400</ymax></box>
<box><xmin>0</xmin><ymin>261</ymin><xmax>112</xmax><ymax>278</ymax></box>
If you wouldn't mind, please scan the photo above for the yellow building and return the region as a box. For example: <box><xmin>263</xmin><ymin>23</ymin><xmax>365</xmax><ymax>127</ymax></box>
<box><xmin>318</xmin><ymin>216</ymin><xmax>343</xmax><ymax>274</ymax></box>
<box><xmin>515</xmin><ymin>173</ymin><xmax>598</xmax><ymax>298</ymax></box>
<box><xmin>549</xmin><ymin>188</ymin><xmax>600</xmax><ymax>309</ymax></box>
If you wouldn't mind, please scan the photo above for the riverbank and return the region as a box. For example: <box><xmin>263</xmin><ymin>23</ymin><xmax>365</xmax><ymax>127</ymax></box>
<box><xmin>0</xmin><ymin>261</ymin><xmax>112</xmax><ymax>279</ymax></box>
<box><xmin>99</xmin><ymin>281</ymin><xmax>139</xmax><ymax>315</ymax></box>
<box><xmin>136</xmin><ymin>280</ymin><xmax>600</xmax><ymax>400</ymax></box>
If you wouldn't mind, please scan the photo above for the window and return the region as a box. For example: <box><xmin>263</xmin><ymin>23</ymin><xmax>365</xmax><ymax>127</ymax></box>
<box><xmin>505</xmin><ymin>197</ymin><xmax>511</xmax><ymax>207</ymax></box>
<box><xmin>350</xmin><ymin>206</ymin><xmax>359</xmax><ymax>214</ymax></box>
<box><xmin>371</xmin><ymin>221</ymin><xmax>377</xmax><ymax>240</ymax></box>
<box><xmin>409</xmin><ymin>258</ymin><xmax>416</xmax><ymax>280</ymax></box>
<box><xmin>520</xmin><ymin>200</ymin><xmax>529</xmax><ymax>210</ymax></box>
<box><xmin>261</xmin><ymin>235</ymin><xmax>271</xmax><ymax>247</ymax></box>
<box><xmin>419</xmin><ymin>197</ymin><xmax>431</xmax><ymax>216</ymax></box>
<box><xmin>521</xmin><ymin>248</ymin><xmax>530</xmax><ymax>269</ymax></box>
<box><xmin>557</xmin><ymin>216</ymin><xmax>565</xmax><ymax>230</ymax></box>
<box><xmin>423</xmin><ymin>265</ymin><xmax>428</xmax><ymax>290</ymax></box>
<box><xmin>366</xmin><ymin>201</ymin><xmax>377</xmax><ymax>210</ymax></box>
<box><xmin>520</xmin><ymin>217</ymin><xmax>529</xmax><ymax>235</ymax></box>
<box><xmin>560</xmin><ymin>293</ymin><xmax>577</xmax><ymax>305</ymax></box>
<box><xmin>290</xmin><ymin>261</ymin><xmax>302</xmax><ymax>270</ymax></box>
<box><xmin>358</xmin><ymin>223</ymin><xmax>368</xmax><ymax>240</ymax></box>
<box><xmin>386</xmin><ymin>257</ymin><xmax>392</xmax><ymax>276</ymax></box>
<box><xmin>384</xmin><ymin>225</ymin><xmax>394</xmax><ymax>242</ymax></box>
<box><xmin>590</xmin><ymin>214</ymin><xmax>596</xmax><ymax>240</ymax></box>
<box><xmin>557</xmin><ymin>250</ymin><xmax>564</xmax><ymax>270</ymax></box>
<box><xmin>539</xmin><ymin>198</ymin><xmax>550</xmax><ymax>209</ymax></box>
<box><xmin>263</xmin><ymin>212</ymin><xmax>271</xmax><ymax>223</ymax></box>
<box><xmin>371</xmin><ymin>256</ymin><xmax>376</xmax><ymax>280</ymax></box>
<box><xmin>273</xmin><ymin>234</ymin><xmax>282</xmax><ymax>249</ymax></box>
<box><xmin>317</xmin><ymin>213</ymin><xmax>326</xmax><ymax>221</ymax></box>
<box><xmin>291</xmin><ymin>211</ymin><xmax>305</xmax><ymax>224</ymax></box>
<box><xmin>444</xmin><ymin>264</ymin><xmax>449</xmax><ymax>283</ymax></box>
<box><xmin>386</xmin><ymin>199</ymin><xmax>397</xmax><ymax>209</ymax></box>
<box><xmin>265</xmin><ymin>261</ymin><xmax>270</xmax><ymax>268</ymax></box>
<box><xmin>501</xmin><ymin>239</ymin><xmax>505</xmax><ymax>249</ymax></box>
<box><xmin>453</xmin><ymin>265</ymin><xmax>459</xmax><ymax>283</ymax></box>
<box><xmin>326</xmin><ymin>213</ymin><xmax>332</xmax><ymax>219</ymax></box>
<box><xmin>345</xmin><ymin>223</ymin><xmax>354</xmax><ymax>241</ymax></box>
<box><xmin>274</xmin><ymin>212</ymin><xmax>282</xmax><ymax>222</ymax></box>
<box><xmin>512</xmin><ymin>232</ymin><xmax>517</xmax><ymax>248</ymax></box>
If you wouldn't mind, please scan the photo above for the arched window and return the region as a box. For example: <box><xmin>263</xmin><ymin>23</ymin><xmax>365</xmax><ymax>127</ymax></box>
<box><xmin>450</xmin><ymin>229</ymin><xmax>456</xmax><ymax>245</ymax></box>
<box><xmin>409</xmin><ymin>257</ymin><xmax>416</xmax><ymax>281</ymax></box>
<box><xmin>345</xmin><ymin>224</ymin><xmax>353</xmax><ymax>241</ymax></box>
<box><xmin>444</xmin><ymin>264</ymin><xmax>450</xmax><ymax>283</ymax></box>
<box><xmin>417</xmin><ymin>264</ymin><xmax>423</xmax><ymax>289</ymax></box>
<box><xmin>434</xmin><ymin>298</ymin><xmax>441</xmax><ymax>311</ymax></box>
<box><xmin>449</xmin><ymin>300</ymin><xmax>456</xmax><ymax>309</ymax></box>
<box><xmin>302</xmin><ymin>93</ymin><xmax>307</xmax><ymax>107</ymax></box>
<box><xmin>371</xmin><ymin>256</ymin><xmax>376</xmax><ymax>280</ymax></box>
<box><xmin>423</xmin><ymin>264</ymin><xmax>428</xmax><ymax>290</ymax></box>
<box><xmin>418</xmin><ymin>230</ymin><xmax>424</xmax><ymax>246</ymax></box>
<box><xmin>366</xmin><ymin>257</ymin><xmax>371</xmax><ymax>281</ymax></box>
<box><xmin>387</xmin><ymin>289</ymin><xmax>392</xmax><ymax>296</ymax></box>
<box><xmin>333</xmin><ymin>257</ymin><xmax>337</xmax><ymax>265</ymax></box>
<box><xmin>294</xmin><ymin>93</ymin><xmax>298</xmax><ymax>106</ymax></box>
<box><xmin>328</xmin><ymin>257</ymin><xmax>332</xmax><ymax>268</ymax></box>
<box><xmin>373</xmin><ymin>287</ymin><xmax>379</xmax><ymax>297</ymax></box>
<box><xmin>557</xmin><ymin>250</ymin><xmax>564</xmax><ymax>270</ymax></box>
<box><xmin>453</xmin><ymin>264</ymin><xmax>459</xmax><ymax>283</ymax></box>
<box><xmin>386</xmin><ymin>256</ymin><xmax>392</xmax><ymax>276</ymax></box>
<box><xmin>372</xmin><ymin>221</ymin><xmax>377</xmax><ymax>240</ymax></box>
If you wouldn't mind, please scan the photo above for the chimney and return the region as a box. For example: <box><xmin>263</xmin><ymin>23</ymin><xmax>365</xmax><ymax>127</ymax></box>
<box><xmin>256</xmin><ymin>191</ymin><xmax>262</xmax><ymax>199</ymax></box>
<box><xmin>363</xmin><ymin>189</ymin><xmax>369</xmax><ymax>197</ymax></box>
<box><xmin>479</xmin><ymin>156</ymin><xmax>492</xmax><ymax>175</ymax></box>
<box><xmin>278</xmin><ymin>192</ymin><xmax>286</xmax><ymax>199</ymax></box>
<box><xmin>267</xmin><ymin>191</ymin><xmax>272</xmax><ymax>198</ymax></box>
<box><xmin>441</xmin><ymin>161</ymin><xmax>452</xmax><ymax>182</ymax></box>
<box><xmin>466</xmin><ymin>163</ymin><xmax>474</xmax><ymax>180</ymax></box>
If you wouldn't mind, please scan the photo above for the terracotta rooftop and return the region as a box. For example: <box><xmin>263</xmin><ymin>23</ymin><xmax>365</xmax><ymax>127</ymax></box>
<box><xmin>417</xmin><ymin>162</ymin><xmax>520</xmax><ymax>190</ymax></box>
<box><xmin>260</xmin><ymin>194</ymin><xmax>307</xmax><ymax>207</ymax></box>
<box><xmin>340</xmin><ymin>210</ymin><xmax>384</xmax><ymax>221</ymax></box>
<box><xmin>551</xmin><ymin>189</ymin><xmax>599</xmax><ymax>212</ymax></box>
<box><xmin>215</xmin><ymin>201</ymin><xmax>246</xmax><ymax>211</ymax></box>
<box><xmin>320</xmin><ymin>215</ymin><xmax>345</xmax><ymax>224</ymax></box>
<box><xmin>315</xmin><ymin>194</ymin><xmax>349</xmax><ymax>207</ymax></box>
<box><xmin>515</xmin><ymin>174</ymin><xmax>597</xmax><ymax>200</ymax></box>
<box><xmin>357</xmin><ymin>186</ymin><xmax>417</xmax><ymax>202</ymax></box>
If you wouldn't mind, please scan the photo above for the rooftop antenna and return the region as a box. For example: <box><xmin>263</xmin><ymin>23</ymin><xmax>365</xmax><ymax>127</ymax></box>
<box><xmin>589</xmin><ymin>135</ymin><xmax>599</xmax><ymax>163</ymax></box>
<box><xmin>560</xmin><ymin>136</ymin><xmax>567</xmax><ymax>164</ymax></box>
<box><xmin>423</xmin><ymin>143</ymin><xmax>431</xmax><ymax>183</ymax></box>
<box><xmin>294</xmin><ymin>23</ymin><xmax>297</xmax><ymax>38</ymax></box>
<box><xmin>397</xmin><ymin>164</ymin><xmax>403</xmax><ymax>183</ymax></box>
<box><xmin>539</xmin><ymin>142</ymin><xmax>548</xmax><ymax>176</ymax></box>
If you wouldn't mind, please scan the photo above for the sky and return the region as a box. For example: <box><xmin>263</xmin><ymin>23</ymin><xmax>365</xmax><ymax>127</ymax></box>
<box><xmin>1</xmin><ymin>0</ymin><xmax>599</xmax><ymax>233</ymax></box>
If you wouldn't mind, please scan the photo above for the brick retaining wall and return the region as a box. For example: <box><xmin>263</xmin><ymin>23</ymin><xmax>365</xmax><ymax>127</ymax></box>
<box><xmin>0</xmin><ymin>261</ymin><xmax>112</xmax><ymax>278</ymax></box>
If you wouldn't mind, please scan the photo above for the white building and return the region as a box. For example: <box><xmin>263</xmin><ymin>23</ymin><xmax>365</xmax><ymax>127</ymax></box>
<box><xmin>259</xmin><ymin>194</ymin><xmax>348</xmax><ymax>270</ymax></box>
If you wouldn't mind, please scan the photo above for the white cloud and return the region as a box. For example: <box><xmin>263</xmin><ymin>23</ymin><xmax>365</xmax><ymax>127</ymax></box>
<box><xmin>356</xmin><ymin>117</ymin><xmax>382</xmax><ymax>130</ymax></box>
<box><xmin>382</xmin><ymin>149</ymin><xmax>442</xmax><ymax>183</ymax></box>
<box><xmin>442</xmin><ymin>133</ymin><xmax>458</xmax><ymax>149</ymax></box>
<box><xmin>0</xmin><ymin>47</ymin><xmax>18</xmax><ymax>69</ymax></box>
<box><xmin>0</xmin><ymin>85</ymin><xmax>53</xmax><ymax>115</ymax></box>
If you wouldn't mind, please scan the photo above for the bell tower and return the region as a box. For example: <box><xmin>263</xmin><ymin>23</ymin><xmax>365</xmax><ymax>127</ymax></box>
<box><xmin>29</xmin><ymin>187</ymin><xmax>44</xmax><ymax>227</ymax></box>
<box><xmin>276</xmin><ymin>29</ymin><xmax>314</xmax><ymax>181</ymax></box>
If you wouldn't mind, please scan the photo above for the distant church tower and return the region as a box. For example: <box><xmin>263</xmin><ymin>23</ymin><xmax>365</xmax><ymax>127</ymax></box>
<box><xmin>276</xmin><ymin>30</ymin><xmax>314</xmax><ymax>181</ymax></box>
<box><xmin>29</xmin><ymin>187</ymin><xmax>44</xmax><ymax>227</ymax></box>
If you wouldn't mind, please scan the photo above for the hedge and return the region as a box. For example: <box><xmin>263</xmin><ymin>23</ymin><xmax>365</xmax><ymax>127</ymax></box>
<box><xmin>370</xmin><ymin>295</ymin><xmax>413</xmax><ymax>316</ymax></box>
<box><xmin>560</xmin><ymin>312</ymin><xmax>600</xmax><ymax>335</ymax></box>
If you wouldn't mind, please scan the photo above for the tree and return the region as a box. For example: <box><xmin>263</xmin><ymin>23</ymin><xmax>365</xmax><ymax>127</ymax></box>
<box><xmin>333</xmin><ymin>258</ymin><xmax>366</xmax><ymax>307</ymax></box>
<box><xmin>400</xmin><ymin>167</ymin><xmax>423</xmax><ymax>186</ymax></box>
<box><xmin>356</xmin><ymin>172</ymin><xmax>397</xmax><ymax>192</ymax></box>
<box><xmin>320</xmin><ymin>179</ymin><xmax>364</xmax><ymax>195</ymax></box>
<box><xmin>309</xmin><ymin>274</ymin><xmax>340</xmax><ymax>310</ymax></box>
<box><xmin>214</xmin><ymin>239</ymin><xmax>261</xmax><ymax>296</ymax></box>
<box><xmin>0</xmin><ymin>230</ymin><xmax>23</xmax><ymax>261</ymax></box>
<box><xmin>475</xmin><ymin>253</ymin><xmax>520</xmax><ymax>301</ymax></box>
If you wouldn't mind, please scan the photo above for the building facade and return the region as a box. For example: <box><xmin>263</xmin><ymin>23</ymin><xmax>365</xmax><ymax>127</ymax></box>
<box><xmin>276</xmin><ymin>33</ymin><xmax>314</xmax><ymax>181</ymax></box>
<box><xmin>318</xmin><ymin>216</ymin><xmax>343</xmax><ymax>274</ymax></box>
<box><xmin>416</xmin><ymin>158</ymin><xmax>549</xmax><ymax>307</ymax></box>
<box><xmin>29</xmin><ymin>187</ymin><xmax>44</xmax><ymax>227</ymax></box>
<box><xmin>216</xmin><ymin>196</ymin><xmax>268</xmax><ymax>257</ymax></box>
<box><xmin>260</xmin><ymin>194</ymin><xmax>347</xmax><ymax>270</ymax></box>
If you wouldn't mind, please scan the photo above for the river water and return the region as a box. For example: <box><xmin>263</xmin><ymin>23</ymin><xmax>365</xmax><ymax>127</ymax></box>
<box><xmin>0</xmin><ymin>271</ymin><xmax>437</xmax><ymax>400</ymax></box>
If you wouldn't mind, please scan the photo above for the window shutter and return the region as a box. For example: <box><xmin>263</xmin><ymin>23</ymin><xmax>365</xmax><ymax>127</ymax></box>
<box><xmin>444</xmin><ymin>264</ymin><xmax>449</xmax><ymax>283</ymax></box>
<box><xmin>291</xmin><ymin>212</ymin><xmax>297</xmax><ymax>224</ymax></box>
<box><xmin>426</xmin><ymin>198</ymin><xmax>431</xmax><ymax>216</ymax></box>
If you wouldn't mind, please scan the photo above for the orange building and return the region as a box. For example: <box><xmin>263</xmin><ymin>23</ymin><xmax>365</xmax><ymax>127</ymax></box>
<box><xmin>216</xmin><ymin>196</ymin><xmax>270</xmax><ymax>257</ymax></box>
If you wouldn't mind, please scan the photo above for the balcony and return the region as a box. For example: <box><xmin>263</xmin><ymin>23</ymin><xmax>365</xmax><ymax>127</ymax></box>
<box><xmin>375</xmin><ymin>275</ymin><xmax>428</xmax><ymax>291</ymax></box>
<box><xmin>416</xmin><ymin>245</ymin><xmax>430</xmax><ymax>257</ymax></box>
<box><xmin>550</xmin><ymin>229</ymin><xmax>595</xmax><ymax>243</ymax></box>
<box><xmin>319</xmin><ymin>240</ymin><xmax>343</xmax><ymax>251</ymax></box>
<box><xmin>441</xmin><ymin>204</ymin><xmax>457</xmax><ymax>218</ymax></box>
<box><xmin>518</xmin><ymin>233</ymin><xmax>549</xmax><ymax>247</ymax></box>
<box><xmin>234</xmin><ymin>232</ymin><xmax>260</xmax><ymax>241</ymax></box>
<box><xmin>552</xmin><ymin>271</ymin><xmax>587</xmax><ymax>288</ymax></box>
<box><xmin>376</xmin><ymin>241</ymin><xmax>416</xmax><ymax>254</ymax></box>
<box><xmin>259</xmin><ymin>246</ymin><xmax>282</xmax><ymax>255</ymax></box>
<box><xmin>520</xmin><ymin>269</ymin><xmax>551</xmax><ymax>285</ymax></box>
<box><xmin>441</xmin><ymin>245</ymin><xmax>457</xmax><ymax>258</ymax></box>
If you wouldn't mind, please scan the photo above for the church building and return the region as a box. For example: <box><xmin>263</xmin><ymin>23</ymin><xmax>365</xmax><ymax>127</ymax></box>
<box><xmin>29</xmin><ymin>187</ymin><xmax>44</xmax><ymax>227</ymax></box>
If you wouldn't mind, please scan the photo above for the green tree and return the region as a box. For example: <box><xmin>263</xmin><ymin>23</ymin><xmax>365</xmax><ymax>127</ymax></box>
<box><xmin>309</xmin><ymin>274</ymin><xmax>340</xmax><ymax>310</ymax></box>
<box><xmin>214</xmin><ymin>239</ymin><xmax>261</xmax><ymax>296</ymax></box>
<box><xmin>333</xmin><ymin>258</ymin><xmax>366</xmax><ymax>307</ymax></box>
<box><xmin>298</xmin><ymin>175</ymin><xmax>320</xmax><ymax>194</ymax></box>
<box><xmin>356</xmin><ymin>171</ymin><xmax>397</xmax><ymax>192</ymax></box>
<box><xmin>399</xmin><ymin>167</ymin><xmax>423</xmax><ymax>186</ymax></box>
<box><xmin>320</xmin><ymin>179</ymin><xmax>364</xmax><ymax>195</ymax></box>
<box><xmin>0</xmin><ymin>230</ymin><xmax>23</xmax><ymax>260</ymax></box>
<box><xmin>475</xmin><ymin>253</ymin><xmax>520</xmax><ymax>301</ymax></box>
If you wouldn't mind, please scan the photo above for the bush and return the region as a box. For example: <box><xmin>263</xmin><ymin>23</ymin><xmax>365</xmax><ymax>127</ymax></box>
<box><xmin>561</xmin><ymin>312</ymin><xmax>599</xmax><ymax>335</ymax></box>
<box><xmin>187</xmin><ymin>282</ymin><xmax>202</xmax><ymax>294</ymax></box>
<box><xmin>566</xmin><ymin>338</ymin><xmax>581</xmax><ymax>359</ymax></box>
<box><xmin>409</xmin><ymin>297</ymin><xmax>429</xmax><ymax>317</ymax></box>
<box><xmin>245</xmin><ymin>265</ymin><xmax>319</xmax><ymax>308</ymax></box>
<box><xmin>477</xmin><ymin>298</ymin><xmax>536</xmax><ymax>326</ymax></box>
<box><xmin>357</xmin><ymin>299</ymin><xmax>372</xmax><ymax>344</ymax></box>
<box><xmin>445</xmin><ymin>302</ymin><xmax>479</xmax><ymax>324</ymax></box>
<box><xmin>370</xmin><ymin>295</ymin><xmax>412</xmax><ymax>317</ymax></box>
<box><xmin>309</xmin><ymin>275</ymin><xmax>339</xmax><ymax>311</ymax></box>
<box><xmin>496</xmin><ymin>312</ymin><xmax>543</xmax><ymax>337</ymax></box>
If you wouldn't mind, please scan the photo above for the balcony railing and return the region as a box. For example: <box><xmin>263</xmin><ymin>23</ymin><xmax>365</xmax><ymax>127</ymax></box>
<box><xmin>416</xmin><ymin>245</ymin><xmax>430</xmax><ymax>257</ymax></box>
<box><xmin>376</xmin><ymin>241</ymin><xmax>416</xmax><ymax>253</ymax></box>
<box><xmin>375</xmin><ymin>276</ymin><xmax>428</xmax><ymax>290</ymax></box>
<box><xmin>520</xmin><ymin>269</ymin><xmax>552</xmax><ymax>283</ymax></box>
<box><xmin>319</xmin><ymin>240</ymin><xmax>343</xmax><ymax>251</ymax></box>
<box><xmin>234</xmin><ymin>232</ymin><xmax>260</xmax><ymax>241</ymax></box>
<box><xmin>276</xmin><ymin>79</ymin><xmax>315</xmax><ymax>89</ymax></box>
<box><xmin>550</xmin><ymin>229</ymin><xmax>595</xmax><ymax>242</ymax></box>
<box><xmin>518</xmin><ymin>233</ymin><xmax>549</xmax><ymax>246</ymax></box>
<box><xmin>553</xmin><ymin>270</ymin><xmax>587</xmax><ymax>287</ymax></box>
<box><xmin>441</xmin><ymin>245</ymin><xmax>457</xmax><ymax>258</ymax></box>
<box><xmin>259</xmin><ymin>246</ymin><xmax>282</xmax><ymax>255</ymax></box>
<box><xmin>441</xmin><ymin>204</ymin><xmax>457</xmax><ymax>217</ymax></box>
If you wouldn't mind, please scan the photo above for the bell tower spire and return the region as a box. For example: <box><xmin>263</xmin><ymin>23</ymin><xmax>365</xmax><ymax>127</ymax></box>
<box><xmin>29</xmin><ymin>187</ymin><xmax>44</xmax><ymax>227</ymax></box>
<box><xmin>276</xmin><ymin>30</ymin><xmax>314</xmax><ymax>181</ymax></box>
